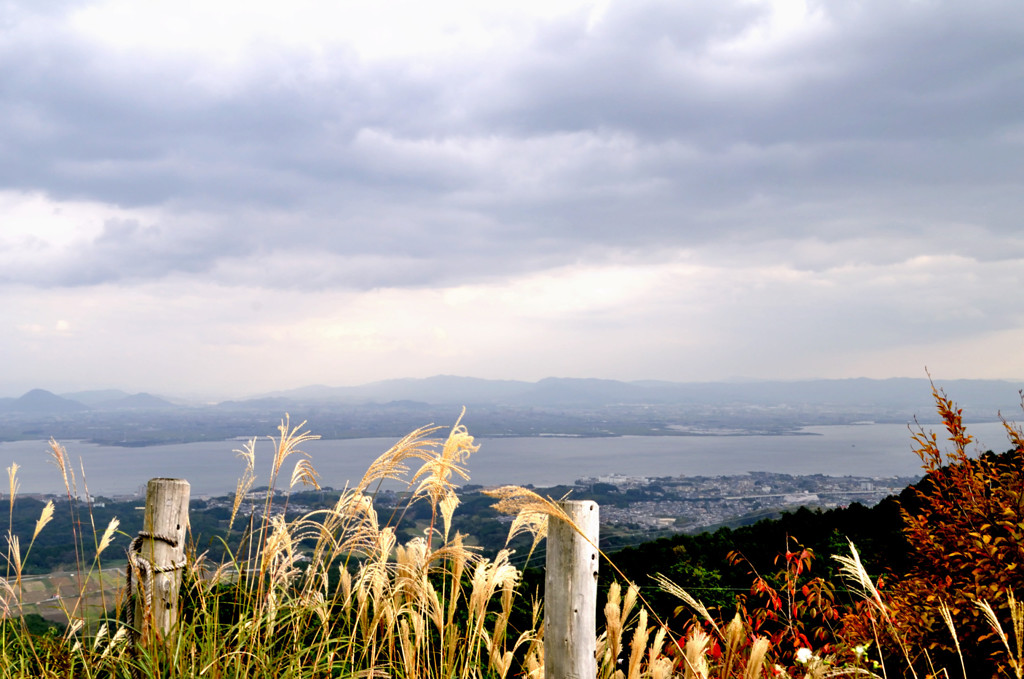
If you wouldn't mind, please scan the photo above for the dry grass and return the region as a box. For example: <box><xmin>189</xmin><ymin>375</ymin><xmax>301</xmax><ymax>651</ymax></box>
<box><xmin>0</xmin><ymin>418</ymin><xmax>546</xmax><ymax>678</ymax></box>
<box><xmin>3</xmin><ymin>417</ymin><xmax>1018</xmax><ymax>679</ymax></box>
<box><xmin>0</xmin><ymin>416</ymin><xmax>769</xmax><ymax>679</ymax></box>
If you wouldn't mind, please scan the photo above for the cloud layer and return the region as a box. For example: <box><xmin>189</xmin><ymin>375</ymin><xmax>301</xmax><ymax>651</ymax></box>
<box><xmin>2</xmin><ymin>0</ymin><xmax>1023</xmax><ymax>396</ymax></box>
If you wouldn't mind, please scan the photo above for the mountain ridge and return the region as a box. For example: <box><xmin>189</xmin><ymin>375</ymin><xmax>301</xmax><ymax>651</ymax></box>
<box><xmin>4</xmin><ymin>377</ymin><xmax>1020</xmax><ymax>417</ymax></box>
<box><xmin>243</xmin><ymin>376</ymin><xmax>1022</xmax><ymax>412</ymax></box>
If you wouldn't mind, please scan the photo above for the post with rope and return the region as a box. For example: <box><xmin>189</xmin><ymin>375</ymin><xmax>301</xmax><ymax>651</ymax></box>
<box><xmin>545</xmin><ymin>500</ymin><xmax>599</xmax><ymax>679</ymax></box>
<box><xmin>129</xmin><ymin>478</ymin><xmax>190</xmax><ymax>650</ymax></box>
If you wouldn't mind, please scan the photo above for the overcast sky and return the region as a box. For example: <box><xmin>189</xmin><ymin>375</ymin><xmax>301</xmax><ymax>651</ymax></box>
<box><xmin>1</xmin><ymin>0</ymin><xmax>1022</xmax><ymax>399</ymax></box>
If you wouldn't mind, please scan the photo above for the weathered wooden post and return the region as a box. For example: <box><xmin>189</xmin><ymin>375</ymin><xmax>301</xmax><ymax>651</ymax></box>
<box><xmin>131</xmin><ymin>478</ymin><xmax>190</xmax><ymax>648</ymax></box>
<box><xmin>545</xmin><ymin>500</ymin><xmax>600</xmax><ymax>679</ymax></box>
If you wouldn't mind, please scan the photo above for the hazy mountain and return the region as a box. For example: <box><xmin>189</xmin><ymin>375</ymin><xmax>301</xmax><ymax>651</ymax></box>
<box><xmin>2</xmin><ymin>389</ymin><xmax>90</xmax><ymax>414</ymax></box>
<box><xmin>215</xmin><ymin>397</ymin><xmax>295</xmax><ymax>411</ymax></box>
<box><xmin>510</xmin><ymin>377</ymin><xmax>660</xmax><ymax>406</ymax></box>
<box><xmin>254</xmin><ymin>375</ymin><xmax>532</xmax><ymax>405</ymax></box>
<box><xmin>91</xmin><ymin>393</ymin><xmax>178</xmax><ymax>410</ymax></box>
<box><xmin>2</xmin><ymin>377</ymin><xmax>1019</xmax><ymax>447</ymax></box>
<box><xmin>61</xmin><ymin>389</ymin><xmax>132</xmax><ymax>406</ymax></box>
<box><xmin>251</xmin><ymin>384</ymin><xmax>339</xmax><ymax>401</ymax></box>
<box><xmin>639</xmin><ymin>378</ymin><xmax>1022</xmax><ymax>413</ymax></box>
<box><xmin>238</xmin><ymin>376</ymin><xmax>1023</xmax><ymax>416</ymax></box>
<box><xmin>10</xmin><ymin>376</ymin><xmax>1021</xmax><ymax>421</ymax></box>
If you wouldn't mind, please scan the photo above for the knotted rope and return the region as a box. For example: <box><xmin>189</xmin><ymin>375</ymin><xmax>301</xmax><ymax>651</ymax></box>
<box><xmin>126</xmin><ymin>530</ymin><xmax>188</xmax><ymax>670</ymax></box>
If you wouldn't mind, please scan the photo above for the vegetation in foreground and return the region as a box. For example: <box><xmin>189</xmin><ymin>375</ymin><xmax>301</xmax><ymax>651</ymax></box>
<box><xmin>0</xmin><ymin>387</ymin><xmax>1022</xmax><ymax>678</ymax></box>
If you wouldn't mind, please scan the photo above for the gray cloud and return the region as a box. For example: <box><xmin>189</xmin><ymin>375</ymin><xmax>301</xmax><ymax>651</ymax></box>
<box><xmin>492</xmin><ymin>1</ymin><xmax>1024</xmax><ymax>143</ymax></box>
<box><xmin>0</xmin><ymin>0</ymin><xmax>1022</xmax><ymax>294</ymax></box>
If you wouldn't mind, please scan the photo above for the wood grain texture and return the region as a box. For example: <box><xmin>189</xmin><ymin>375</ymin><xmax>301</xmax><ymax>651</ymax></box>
<box><xmin>545</xmin><ymin>500</ymin><xmax>600</xmax><ymax>679</ymax></box>
<box><xmin>135</xmin><ymin>478</ymin><xmax>190</xmax><ymax>647</ymax></box>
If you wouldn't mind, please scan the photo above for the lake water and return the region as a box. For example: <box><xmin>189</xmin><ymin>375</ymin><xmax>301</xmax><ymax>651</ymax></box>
<box><xmin>0</xmin><ymin>421</ymin><xmax>1015</xmax><ymax>497</ymax></box>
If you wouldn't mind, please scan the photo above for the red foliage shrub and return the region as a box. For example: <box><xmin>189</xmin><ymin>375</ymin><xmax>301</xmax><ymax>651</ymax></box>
<box><xmin>840</xmin><ymin>383</ymin><xmax>1024</xmax><ymax>676</ymax></box>
<box><xmin>729</xmin><ymin>538</ymin><xmax>841</xmax><ymax>669</ymax></box>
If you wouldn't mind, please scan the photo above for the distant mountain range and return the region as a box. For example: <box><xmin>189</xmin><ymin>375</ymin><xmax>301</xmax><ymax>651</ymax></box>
<box><xmin>248</xmin><ymin>375</ymin><xmax>1022</xmax><ymax>414</ymax></box>
<box><xmin>0</xmin><ymin>389</ymin><xmax>177</xmax><ymax>415</ymax></box>
<box><xmin>0</xmin><ymin>389</ymin><xmax>89</xmax><ymax>414</ymax></box>
<box><xmin>1</xmin><ymin>376</ymin><xmax>1019</xmax><ymax>417</ymax></box>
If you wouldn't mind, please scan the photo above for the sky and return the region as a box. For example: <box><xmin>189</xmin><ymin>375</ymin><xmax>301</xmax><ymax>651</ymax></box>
<box><xmin>1</xmin><ymin>0</ymin><xmax>1023</xmax><ymax>399</ymax></box>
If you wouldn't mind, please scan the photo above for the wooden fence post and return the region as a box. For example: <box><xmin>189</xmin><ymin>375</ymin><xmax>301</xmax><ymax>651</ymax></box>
<box><xmin>545</xmin><ymin>500</ymin><xmax>600</xmax><ymax>679</ymax></box>
<box><xmin>132</xmin><ymin>478</ymin><xmax>190</xmax><ymax>648</ymax></box>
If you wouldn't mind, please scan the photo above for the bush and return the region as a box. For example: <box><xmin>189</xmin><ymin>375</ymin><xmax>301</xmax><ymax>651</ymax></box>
<box><xmin>840</xmin><ymin>384</ymin><xmax>1024</xmax><ymax>676</ymax></box>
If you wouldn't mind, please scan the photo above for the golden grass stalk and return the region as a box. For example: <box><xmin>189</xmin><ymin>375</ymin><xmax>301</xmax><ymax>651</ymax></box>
<box><xmin>650</xmin><ymin>655</ymin><xmax>675</xmax><ymax>679</ymax></box>
<box><xmin>833</xmin><ymin>540</ymin><xmax>885</xmax><ymax>612</ymax></box>
<box><xmin>939</xmin><ymin>601</ymin><xmax>966</xmax><ymax>679</ymax></box>
<box><xmin>648</xmin><ymin>624</ymin><xmax>668</xmax><ymax>669</ymax></box>
<box><xmin>684</xmin><ymin>627</ymin><xmax>710</xmax><ymax>679</ymax></box>
<box><xmin>410</xmin><ymin>411</ymin><xmax>479</xmax><ymax>547</ymax></box>
<box><xmin>64</xmin><ymin>618</ymin><xmax>84</xmax><ymax>643</ymax></box>
<box><xmin>484</xmin><ymin>483</ymin><xmax>592</xmax><ymax>568</ymax></box>
<box><xmin>47</xmin><ymin>438</ymin><xmax>76</xmax><ymax>495</ymax></box>
<box><xmin>355</xmin><ymin>425</ymin><xmax>442</xmax><ymax>493</ymax></box>
<box><xmin>622</xmin><ymin>583</ymin><xmax>639</xmax><ymax>627</ymax></box>
<box><xmin>290</xmin><ymin>458</ymin><xmax>321</xmax><ymax>490</ymax></box>
<box><xmin>652</xmin><ymin>573</ymin><xmax>722</xmax><ymax>640</ymax></box>
<box><xmin>835</xmin><ymin>539</ymin><xmax>919</xmax><ymax>679</ymax></box>
<box><xmin>410</xmin><ymin>410</ymin><xmax>477</xmax><ymax>507</ymax></box>
<box><xmin>230</xmin><ymin>438</ymin><xmax>257</xmax><ymax>529</ymax></box>
<box><xmin>439</xmin><ymin>492</ymin><xmax>459</xmax><ymax>543</ymax></box>
<box><xmin>269</xmin><ymin>414</ymin><xmax>320</xmax><ymax>484</ymax></box>
<box><xmin>100</xmin><ymin>625</ymin><xmax>129</xmax><ymax>661</ymax></box>
<box><xmin>6</xmin><ymin>463</ymin><xmax>19</xmax><ymax>516</ymax></box>
<box><xmin>601</xmin><ymin>581</ymin><xmax>624</xmax><ymax>679</ymax></box>
<box><xmin>709</xmin><ymin>613</ymin><xmax>744</xmax><ymax>677</ymax></box>
<box><xmin>96</xmin><ymin>517</ymin><xmax>119</xmax><ymax>557</ymax></box>
<box><xmin>32</xmin><ymin>500</ymin><xmax>54</xmax><ymax>541</ymax></box>
<box><xmin>399</xmin><ymin>618</ymin><xmax>416</xmax><ymax>676</ymax></box>
<box><xmin>91</xmin><ymin>623</ymin><xmax>108</xmax><ymax>652</ymax></box>
<box><xmin>6</xmin><ymin>533</ymin><xmax>21</xmax><ymax>584</ymax></box>
<box><xmin>525</xmin><ymin>638</ymin><xmax>544</xmax><ymax>679</ymax></box>
<box><xmin>261</xmin><ymin>514</ymin><xmax>299</xmax><ymax>591</ymax></box>
<box><xmin>598</xmin><ymin>581</ymin><xmax>644</xmax><ymax>679</ymax></box>
<box><xmin>0</xmin><ymin>576</ymin><xmax>15</xmax><ymax>617</ymax></box>
<box><xmin>626</xmin><ymin>608</ymin><xmax>649</xmax><ymax>679</ymax></box>
<box><xmin>977</xmin><ymin>594</ymin><xmax>1024</xmax><ymax>679</ymax></box>
<box><xmin>744</xmin><ymin>638</ymin><xmax>771</xmax><ymax>679</ymax></box>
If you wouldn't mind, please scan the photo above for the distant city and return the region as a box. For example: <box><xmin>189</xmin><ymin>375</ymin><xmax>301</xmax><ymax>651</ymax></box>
<box><xmin>570</xmin><ymin>470</ymin><xmax>918</xmax><ymax>533</ymax></box>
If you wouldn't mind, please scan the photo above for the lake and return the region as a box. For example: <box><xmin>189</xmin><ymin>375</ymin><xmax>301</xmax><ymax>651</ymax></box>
<box><xmin>0</xmin><ymin>421</ymin><xmax>1015</xmax><ymax>497</ymax></box>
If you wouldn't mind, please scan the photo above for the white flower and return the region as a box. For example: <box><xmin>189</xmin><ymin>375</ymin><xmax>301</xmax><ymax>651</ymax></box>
<box><xmin>795</xmin><ymin>647</ymin><xmax>813</xmax><ymax>664</ymax></box>
<box><xmin>854</xmin><ymin>645</ymin><xmax>867</xmax><ymax>659</ymax></box>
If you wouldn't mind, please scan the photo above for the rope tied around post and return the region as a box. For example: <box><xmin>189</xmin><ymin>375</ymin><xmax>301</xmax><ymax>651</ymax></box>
<box><xmin>127</xmin><ymin>477</ymin><xmax>191</xmax><ymax>669</ymax></box>
<box><xmin>125</xmin><ymin>530</ymin><xmax>188</xmax><ymax>638</ymax></box>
